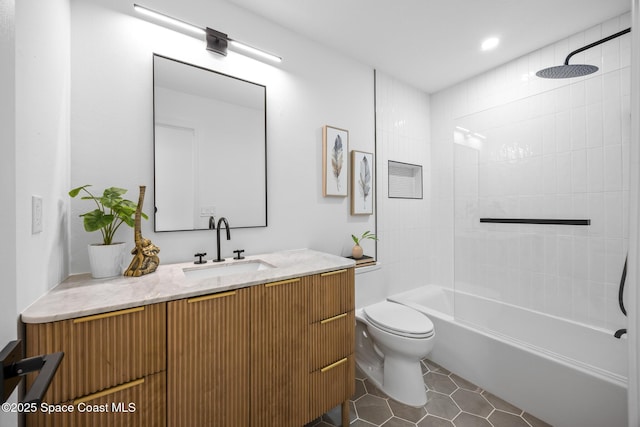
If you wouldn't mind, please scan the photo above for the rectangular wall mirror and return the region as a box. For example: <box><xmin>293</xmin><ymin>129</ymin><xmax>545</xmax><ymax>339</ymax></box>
<box><xmin>153</xmin><ymin>54</ymin><xmax>267</xmax><ymax>231</ymax></box>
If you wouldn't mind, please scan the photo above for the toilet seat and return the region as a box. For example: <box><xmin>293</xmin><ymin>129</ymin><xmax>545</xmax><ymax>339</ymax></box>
<box><xmin>363</xmin><ymin>301</ymin><xmax>434</xmax><ymax>339</ymax></box>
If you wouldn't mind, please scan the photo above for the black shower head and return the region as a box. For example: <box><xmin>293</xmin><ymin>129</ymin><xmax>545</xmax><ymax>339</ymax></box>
<box><xmin>536</xmin><ymin>27</ymin><xmax>630</xmax><ymax>79</ymax></box>
<box><xmin>536</xmin><ymin>64</ymin><xmax>599</xmax><ymax>79</ymax></box>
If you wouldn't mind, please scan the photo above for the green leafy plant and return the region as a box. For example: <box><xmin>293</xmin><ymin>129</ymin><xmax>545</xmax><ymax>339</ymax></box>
<box><xmin>351</xmin><ymin>230</ymin><xmax>378</xmax><ymax>246</ymax></box>
<box><xmin>69</xmin><ymin>185</ymin><xmax>147</xmax><ymax>245</ymax></box>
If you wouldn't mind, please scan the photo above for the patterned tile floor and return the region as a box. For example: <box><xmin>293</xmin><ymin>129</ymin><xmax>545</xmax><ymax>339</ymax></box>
<box><xmin>307</xmin><ymin>358</ymin><xmax>552</xmax><ymax>427</ymax></box>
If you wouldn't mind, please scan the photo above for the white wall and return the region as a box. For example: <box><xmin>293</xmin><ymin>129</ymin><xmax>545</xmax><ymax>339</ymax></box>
<box><xmin>431</xmin><ymin>13</ymin><xmax>631</xmax><ymax>332</ymax></box>
<box><xmin>15</xmin><ymin>0</ymin><xmax>70</xmax><ymax>312</ymax></box>
<box><xmin>0</xmin><ymin>0</ymin><xmax>18</xmax><ymax>423</ymax></box>
<box><xmin>69</xmin><ymin>0</ymin><xmax>375</xmax><ymax>272</ymax></box>
<box><xmin>0</xmin><ymin>0</ymin><xmax>69</xmax><ymax>425</ymax></box>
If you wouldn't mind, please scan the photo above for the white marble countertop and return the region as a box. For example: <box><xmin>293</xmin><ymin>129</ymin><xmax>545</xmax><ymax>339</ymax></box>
<box><xmin>21</xmin><ymin>249</ymin><xmax>355</xmax><ymax>324</ymax></box>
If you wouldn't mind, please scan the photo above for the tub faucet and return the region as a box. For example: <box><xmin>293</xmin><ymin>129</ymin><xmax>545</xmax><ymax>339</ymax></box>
<box><xmin>211</xmin><ymin>217</ymin><xmax>231</xmax><ymax>262</ymax></box>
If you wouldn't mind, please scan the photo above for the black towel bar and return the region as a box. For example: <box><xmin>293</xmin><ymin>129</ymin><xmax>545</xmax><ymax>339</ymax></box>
<box><xmin>480</xmin><ymin>218</ymin><xmax>590</xmax><ymax>226</ymax></box>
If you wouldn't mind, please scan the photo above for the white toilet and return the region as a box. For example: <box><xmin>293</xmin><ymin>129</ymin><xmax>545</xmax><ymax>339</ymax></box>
<box><xmin>355</xmin><ymin>300</ymin><xmax>435</xmax><ymax>407</ymax></box>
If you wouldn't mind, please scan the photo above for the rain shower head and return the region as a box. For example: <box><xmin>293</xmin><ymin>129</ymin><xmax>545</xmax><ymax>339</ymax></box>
<box><xmin>536</xmin><ymin>64</ymin><xmax>599</xmax><ymax>79</ymax></box>
<box><xmin>536</xmin><ymin>27</ymin><xmax>630</xmax><ymax>79</ymax></box>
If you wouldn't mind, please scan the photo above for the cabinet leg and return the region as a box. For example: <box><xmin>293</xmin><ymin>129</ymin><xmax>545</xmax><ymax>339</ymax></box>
<box><xmin>341</xmin><ymin>400</ymin><xmax>350</xmax><ymax>426</ymax></box>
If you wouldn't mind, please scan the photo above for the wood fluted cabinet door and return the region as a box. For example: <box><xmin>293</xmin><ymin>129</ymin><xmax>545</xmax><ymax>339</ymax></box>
<box><xmin>25</xmin><ymin>372</ymin><xmax>166</xmax><ymax>427</ymax></box>
<box><xmin>250</xmin><ymin>278</ymin><xmax>309</xmax><ymax>427</ymax></box>
<box><xmin>167</xmin><ymin>288</ymin><xmax>250</xmax><ymax>427</ymax></box>
<box><xmin>25</xmin><ymin>303</ymin><xmax>166</xmax><ymax>405</ymax></box>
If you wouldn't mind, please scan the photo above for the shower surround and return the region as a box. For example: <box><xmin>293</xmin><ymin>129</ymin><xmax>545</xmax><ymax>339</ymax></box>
<box><xmin>431</xmin><ymin>13</ymin><xmax>631</xmax><ymax>333</ymax></box>
<box><xmin>426</xmin><ymin>12</ymin><xmax>631</xmax><ymax>426</ymax></box>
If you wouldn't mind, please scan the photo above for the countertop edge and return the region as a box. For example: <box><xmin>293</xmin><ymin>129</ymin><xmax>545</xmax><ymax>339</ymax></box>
<box><xmin>22</xmin><ymin>249</ymin><xmax>355</xmax><ymax>324</ymax></box>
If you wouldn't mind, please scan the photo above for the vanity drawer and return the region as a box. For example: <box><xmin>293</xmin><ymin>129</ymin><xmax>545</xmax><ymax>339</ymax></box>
<box><xmin>307</xmin><ymin>268</ymin><xmax>354</xmax><ymax>323</ymax></box>
<box><xmin>308</xmin><ymin>355</ymin><xmax>355</xmax><ymax>420</ymax></box>
<box><xmin>25</xmin><ymin>303</ymin><xmax>166</xmax><ymax>404</ymax></box>
<box><xmin>26</xmin><ymin>371</ymin><xmax>166</xmax><ymax>427</ymax></box>
<box><xmin>309</xmin><ymin>311</ymin><xmax>355</xmax><ymax>372</ymax></box>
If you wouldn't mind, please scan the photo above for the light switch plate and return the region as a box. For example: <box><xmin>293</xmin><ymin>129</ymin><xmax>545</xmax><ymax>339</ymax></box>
<box><xmin>32</xmin><ymin>195</ymin><xmax>43</xmax><ymax>234</ymax></box>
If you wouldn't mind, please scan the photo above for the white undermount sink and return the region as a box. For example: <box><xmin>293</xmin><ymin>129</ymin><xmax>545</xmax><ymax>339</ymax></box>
<box><xmin>182</xmin><ymin>259</ymin><xmax>275</xmax><ymax>280</ymax></box>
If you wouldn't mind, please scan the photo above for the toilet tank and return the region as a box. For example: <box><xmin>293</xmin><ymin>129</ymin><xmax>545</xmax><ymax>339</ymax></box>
<box><xmin>355</xmin><ymin>264</ymin><xmax>385</xmax><ymax>309</ymax></box>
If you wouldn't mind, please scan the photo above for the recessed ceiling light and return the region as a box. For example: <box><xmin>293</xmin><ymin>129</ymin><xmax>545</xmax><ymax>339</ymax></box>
<box><xmin>481</xmin><ymin>37</ymin><xmax>500</xmax><ymax>51</ymax></box>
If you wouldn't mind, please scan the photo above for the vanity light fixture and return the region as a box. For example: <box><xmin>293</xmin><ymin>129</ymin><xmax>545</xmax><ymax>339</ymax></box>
<box><xmin>133</xmin><ymin>4</ymin><xmax>282</xmax><ymax>63</ymax></box>
<box><xmin>133</xmin><ymin>4</ymin><xmax>204</xmax><ymax>36</ymax></box>
<box><xmin>228</xmin><ymin>40</ymin><xmax>281</xmax><ymax>63</ymax></box>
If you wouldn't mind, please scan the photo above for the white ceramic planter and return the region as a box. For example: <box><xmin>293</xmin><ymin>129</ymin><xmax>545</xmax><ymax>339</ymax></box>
<box><xmin>88</xmin><ymin>242</ymin><xmax>127</xmax><ymax>278</ymax></box>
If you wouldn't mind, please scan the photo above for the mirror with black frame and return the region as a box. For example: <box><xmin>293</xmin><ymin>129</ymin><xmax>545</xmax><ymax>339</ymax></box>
<box><xmin>153</xmin><ymin>54</ymin><xmax>267</xmax><ymax>231</ymax></box>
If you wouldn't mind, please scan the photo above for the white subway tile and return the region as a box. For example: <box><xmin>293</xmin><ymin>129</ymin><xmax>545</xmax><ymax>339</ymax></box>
<box><xmin>604</xmin><ymin>238</ymin><xmax>624</xmax><ymax>284</ymax></box>
<box><xmin>541</xmin><ymin>114</ymin><xmax>556</xmax><ymax>155</ymax></box>
<box><xmin>601</xmin><ymin>38</ymin><xmax>620</xmax><ymax>74</ymax></box>
<box><xmin>572</xmin><ymin>194</ymin><xmax>588</xmax><ymax>217</ymax></box>
<box><xmin>557</xmin><ymin>276</ymin><xmax>574</xmax><ymax>319</ymax></box>
<box><xmin>603</xmin><ymin>70</ymin><xmax>621</xmax><ymax>101</ymax></box>
<box><xmin>585</xmin><ymin>75</ymin><xmax>603</xmax><ymax>105</ymax></box>
<box><xmin>604</xmin><ymin>192</ymin><xmax>623</xmax><ymax>238</ymax></box>
<box><xmin>588</xmin><ymin>238</ymin><xmax>606</xmax><ymax>282</ymax></box>
<box><xmin>555</xmin><ymin>84</ymin><xmax>571</xmax><ymax>113</ymax></box>
<box><xmin>603</xmin><ymin>99</ymin><xmax>622</xmax><ymax>146</ymax></box>
<box><xmin>557</xmin><ymin>235</ymin><xmax>573</xmax><ymax>278</ymax></box>
<box><xmin>586</xmin><ymin>147</ymin><xmax>604</xmax><ymax>193</ymax></box>
<box><xmin>573</xmin><ymin>236</ymin><xmax>589</xmax><ymax>280</ymax></box>
<box><xmin>555</xmin><ymin>111</ymin><xmax>571</xmax><ymax>152</ymax></box>
<box><xmin>622</xmin><ymin>94</ymin><xmax>631</xmax><ymax>145</ymax></box>
<box><xmin>570</xmin><ymin>80</ymin><xmax>585</xmax><ymax>108</ymax></box>
<box><xmin>587</xmin><ymin>285</ymin><xmax>606</xmax><ymax>325</ymax></box>
<box><xmin>556</xmin><ymin>194</ymin><xmax>572</xmax><ymax>218</ymax></box>
<box><xmin>572</xmin><ymin>278</ymin><xmax>589</xmax><ymax>323</ymax></box>
<box><xmin>571</xmin><ymin>150</ymin><xmax>587</xmax><ymax>193</ymax></box>
<box><xmin>542</xmin><ymin>154</ymin><xmax>557</xmax><ymax>195</ymax></box>
<box><xmin>556</xmin><ymin>152</ymin><xmax>572</xmax><ymax>194</ymax></box>
<box><xmin>586</xmin><ymin>103</ymin><xmax>603</xmax><ymax>147</ymax></box>
<box><xmin>544</xmin><ymin>274</ymin><xmax>560</xmax><ymax>315</ymax></box>
<box><xmin>604</xmin><ymin>144</ymin><xmax>622</xmax><ymax>191</ymax></box>
<box><xmin>571</xmin><ymin>106</ymin><xmax>586</xmax><ymax>150</ymax></box>
<box><xmin>588</xmin><ymin>193</ymin><xmax>605</xmax><ymax>237</ymax></box>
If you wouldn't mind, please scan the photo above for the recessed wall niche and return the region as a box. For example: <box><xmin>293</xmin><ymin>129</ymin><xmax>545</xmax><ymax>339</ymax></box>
<box><xmin>388</xmin><ymin>161</ymin><xmax>423</xmax><ymax>199</ymax></box>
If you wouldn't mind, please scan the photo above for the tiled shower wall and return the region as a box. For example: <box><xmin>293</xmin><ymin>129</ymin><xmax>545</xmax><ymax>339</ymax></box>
<box><xmin>431</xmin><ymin>13</ymin><xmax>631</xmax><ymax>331</ymax></box>
<box><xmin>375</xmin><ymin>72</ymin><xmax>431</xmax><ymax>296</ymax></box>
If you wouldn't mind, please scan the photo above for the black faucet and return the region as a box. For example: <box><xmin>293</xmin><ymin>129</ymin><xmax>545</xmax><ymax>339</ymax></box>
<box><xmin>210</xmin><ymin>217</ymin><xmax>231</xmax><ymax>262</ymax></box>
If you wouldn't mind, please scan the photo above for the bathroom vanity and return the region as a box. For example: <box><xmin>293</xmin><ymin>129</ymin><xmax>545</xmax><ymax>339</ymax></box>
<box><xmin>21</xmin><ymin>249</ymin><xmax>355</xmax><ymax>427</ymax></box>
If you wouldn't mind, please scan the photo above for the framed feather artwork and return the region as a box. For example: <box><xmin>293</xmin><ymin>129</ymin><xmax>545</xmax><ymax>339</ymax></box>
<box><xmin>351</xmin><ymin>150</ymin><xmax>374</xmax><ymax>215</ymax></box>
<box><xmin>322</xmin><ymin>125</ymin><xmax>349</xmax><ymax>197</ymax></box>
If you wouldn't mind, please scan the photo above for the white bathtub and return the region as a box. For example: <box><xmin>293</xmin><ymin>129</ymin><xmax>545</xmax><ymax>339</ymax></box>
<box><xmin>388</xmin><ymin>285</ymin><xmax>628</xmax><ymax>427</ymax></box>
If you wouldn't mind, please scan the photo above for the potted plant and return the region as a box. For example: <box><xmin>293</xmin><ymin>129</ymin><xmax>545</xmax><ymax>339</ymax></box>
<box><xmin>69</xmin><ymin>185</ymin><xmax>147</xmax><ymax>278</ymax></box>
<box><xmin>351</xmin><ymin>230</ymin><xmax>378</xmax><ymax>259</ymax></box>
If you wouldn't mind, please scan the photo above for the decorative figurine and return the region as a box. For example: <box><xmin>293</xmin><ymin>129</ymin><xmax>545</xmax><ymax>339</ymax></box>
<box><xmin>124</xmin><ymin>186</ymin><xmax>160</xmax><ymax>277</ymax></box>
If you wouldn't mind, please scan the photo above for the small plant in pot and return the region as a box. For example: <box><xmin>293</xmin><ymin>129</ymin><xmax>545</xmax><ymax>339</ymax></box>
<box><xmin>69</xmin><ymin>185</ymin><xmax>147</xmax><ymax>278</ymax></box>
<box><xmin>351</xmin><ymin>230</ymin><xmax>378</xmax><ymax>259</ymax></box>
